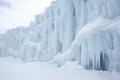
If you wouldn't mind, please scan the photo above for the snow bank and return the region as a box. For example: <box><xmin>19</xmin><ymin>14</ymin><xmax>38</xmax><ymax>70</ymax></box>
<box><xmin>0</xmin><ymin>57</ymin><xmax>120</xmax><ymax>80</ymax></box>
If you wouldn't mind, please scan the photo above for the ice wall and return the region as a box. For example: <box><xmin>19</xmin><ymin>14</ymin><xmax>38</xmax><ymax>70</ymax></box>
<box><xmin>0</xmin><ymin>0</ymin><xmax>120</xmax><ymax>71</ymax></box>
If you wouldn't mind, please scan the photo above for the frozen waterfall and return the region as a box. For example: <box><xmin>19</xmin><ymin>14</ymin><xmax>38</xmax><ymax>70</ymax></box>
<box><xmin>0</xmin><ymin>0</ymin><xmax>120</xmax><ymax>71</ymax></box>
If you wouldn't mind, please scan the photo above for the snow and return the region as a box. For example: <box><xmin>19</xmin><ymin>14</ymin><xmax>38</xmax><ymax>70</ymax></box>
<box><xmin>0</xmin><ymin>0</ymin><xmax>120</xmax><ymax>73</ymax></box>
<box><xmin>0</xmin><ymin>57</ymin><xmax>119</xmax><ymax>80</ymax></box>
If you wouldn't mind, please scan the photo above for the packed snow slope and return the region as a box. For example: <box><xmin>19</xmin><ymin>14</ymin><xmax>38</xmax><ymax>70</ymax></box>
<box><xmin>0</xmin><ymin>0</ymin><xmax>120</xmax><ymax>71</ymax></box>
<box><xmin>0</xmin><ymin>57</ymin><xmax>120</xmax><ymax>80</ymax></box>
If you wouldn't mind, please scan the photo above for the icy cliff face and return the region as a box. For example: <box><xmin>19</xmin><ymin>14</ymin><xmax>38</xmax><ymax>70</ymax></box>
<box><xmin>0</xmin><ymin>0</ymin><xmax>120</xmax><ymax>71</ymax></box>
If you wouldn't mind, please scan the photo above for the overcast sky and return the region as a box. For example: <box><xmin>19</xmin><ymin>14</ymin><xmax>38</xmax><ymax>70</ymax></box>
<box><xmin>0</xmin><ymin>0</ymin><xmax>55</xmax><ymax>34</ymax></box>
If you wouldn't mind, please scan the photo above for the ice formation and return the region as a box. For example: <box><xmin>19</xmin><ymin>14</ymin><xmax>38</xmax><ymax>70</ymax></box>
<box><xmin>0</xmin><ymin>0</ymin><xmax>120</xmax><ymax>71</ymax></box>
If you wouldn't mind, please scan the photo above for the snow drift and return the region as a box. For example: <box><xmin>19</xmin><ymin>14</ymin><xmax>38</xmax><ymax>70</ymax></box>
<box><xmin>0</xmin><ymin>0</ymin><xmax>120</xmax><ymax>71</ymax></box>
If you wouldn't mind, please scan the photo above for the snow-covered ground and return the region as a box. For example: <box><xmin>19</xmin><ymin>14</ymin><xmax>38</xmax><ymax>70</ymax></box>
<box><xmin>0</xmin><ymin>57</ymin><xmax>119</xmax><ymax>80</ymax></box>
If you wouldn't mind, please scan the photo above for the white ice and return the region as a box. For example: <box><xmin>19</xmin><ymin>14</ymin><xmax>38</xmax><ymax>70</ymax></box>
<box><xmin>0</xmin><ymin>0</ymin><xmax>120</xmax><ymax>72</ymax></box>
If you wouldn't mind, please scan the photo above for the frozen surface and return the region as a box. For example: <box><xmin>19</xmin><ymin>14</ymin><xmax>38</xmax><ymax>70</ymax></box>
<box><xmin>0</xmin><ymin>57</ymin><xmax>120</xmax><ymax>80</ymax></box>
<box><xmin>0</xmin><ymin>0</ymin><xmax>120</xmax><ymax>72</ymax></box>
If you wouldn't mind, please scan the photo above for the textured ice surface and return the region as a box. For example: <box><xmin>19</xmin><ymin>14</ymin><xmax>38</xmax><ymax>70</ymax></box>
<box><xmin>0</xmin><ymin>0</ymin><xmax>120</xmax><ymax>71</ymax></box>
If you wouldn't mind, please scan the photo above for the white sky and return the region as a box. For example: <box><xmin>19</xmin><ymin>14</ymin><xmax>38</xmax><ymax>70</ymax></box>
<box><xmin>0</xmin><ymin>0</ymin><xmax>55</xmax><ymax>34</ymax></box>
